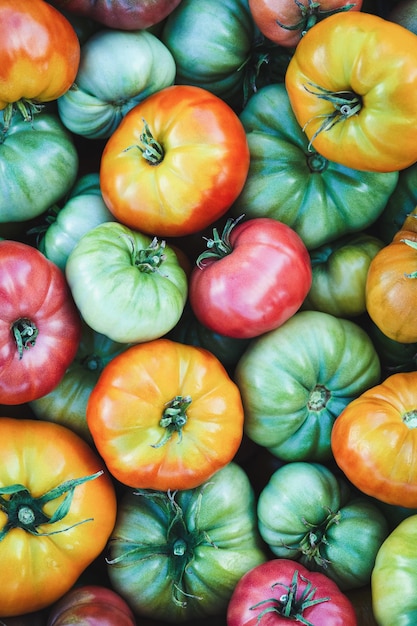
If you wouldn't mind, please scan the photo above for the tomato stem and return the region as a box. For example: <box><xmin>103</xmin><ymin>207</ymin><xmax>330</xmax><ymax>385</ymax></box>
<box><xmin>298</xmin><ymin>509</ymin><xmax>341</xmax><ymax>567</ymax></box>
<box><xmin>250</xmin><ymin>569</ymin><xmax>330</xmax><ymax>625</ymax></box>
<box><xmin>276</xmin><ymin>0</ymin><xmax>357</xmax><ymax>36</ymax></box>
<box><xmin>151</xmin><ymin>395</ymin><xmax>192</xmax><ymax>448</ymax></box>
<box><xmin>0</xmin><ymin>471</ymin><xmax>103</xmax><ymax>540</ymax></box>
<box><xmin>12</xmin><ymin>318</ymin><xmax>39</xmax><ymax>360</ymax></box>
<box><xmin>196</xmin><ymin>215</ymin><xmax>244</xmax><ymax>268</ymax></box>
<box><xmin>127</xmin><ymin>235</ymin><xmax>169</xmax><ymax>276</ymax></box>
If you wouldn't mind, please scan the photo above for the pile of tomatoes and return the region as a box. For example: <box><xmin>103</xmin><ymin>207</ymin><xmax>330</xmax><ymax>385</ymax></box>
<box><xmin>1</xmin><ymin>0</ymin><xmax>417</xmax><ymax>624</ymax></box>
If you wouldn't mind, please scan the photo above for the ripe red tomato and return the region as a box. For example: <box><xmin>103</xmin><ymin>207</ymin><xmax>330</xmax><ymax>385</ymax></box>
<box><xmin>0</xmin><ymin>240</ymin><xmax>81</xmax><ymax>404</ymax></box>
<box><xmin>189</xmin><ymin>217</ymin><xmax>312</xmax><ymax>338</ymax></box>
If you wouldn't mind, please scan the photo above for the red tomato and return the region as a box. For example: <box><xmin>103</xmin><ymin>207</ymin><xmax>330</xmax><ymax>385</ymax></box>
<box><xmin>189</xmin><ymin>217</ymin><xmax>312</xmax><ymax>338</ymax></box>
<box><xmin>0</xmin><ymin>0</ymin><xmax>80</xmax><ymax>123</ymax></box>
<box><xmin>0</xmin><ymin>240</ymin><xmax>81</xmax><ymax>404</ymax></box>
<box><xmin>248</xmin><ymin>0</ymin><xmax>363</xmax><ymax>47</ymax></box>
<box><xmin>227</xmin><ymin>558</ymin><xmax>358</xmax><ymax>625</ymax></box>
<box><xmin>99</xmin><ymin>85</ymin><xmax>250</xmax><ymax>238</ymax></box>
<box><xmin>47</xmin><ymin>585</ymin><xmax>136</xmax><ymax>626</ymax></box>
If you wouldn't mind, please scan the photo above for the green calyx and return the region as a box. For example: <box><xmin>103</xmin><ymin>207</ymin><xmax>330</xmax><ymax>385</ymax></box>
<box><xmin>127</xmin><ymin>235</ymin><xmax>168</xmax><ymax>276</ymax></box>
<box><xmin>402</xmin><ymin>409</ymin><xmax>417</xmax><ymax>429</ymax></box>
<box><xmin>12</xmin><ymin>318</ymin><xmax>39</xmax><ymax>360</ymax></box>
<box><xmin>1</xmin><ymin>100</ymin><xmax>43</xmax><ymax>136</ymax></box>
<box><xmin>123</xmin><ymin>118</ymin><xmax>164</xmax><ymax>165</ymax></box>
<box><xmin>196</xmin><ymin>215</ymin><xmax>244</xmax><ymax>268</ymax></box>
<box><xmin>250</xmin><ymin>568</ymin><xmax>330</xmax><ymax>625</ymax></box>
<box><xmin>277</xmin><ymin>0</ymin><xmax>357</xmax><ymax>35</ymax></box>
<box><xmin>0</xmin><ymin>471</ymin><xmax>103</xmax><ymax>540</ymax></box>
<box><xmin>302</xmin><ymin>82</ymin><xmax>362</xmax><ymax>151</ymax></box>
<box><xmin>298</xmin><ymin>509</ymin><xmax>341</xmax><ymax>567</ymax></box>
<box><xmin>307</xmin><ymin>385</ymin><xmax>331</xmax><ymax>411</ymax></box>
<box><xmin>151</xmin><ymin>395</ymin><xmax>192</xmax><ymax>448</ymax></box>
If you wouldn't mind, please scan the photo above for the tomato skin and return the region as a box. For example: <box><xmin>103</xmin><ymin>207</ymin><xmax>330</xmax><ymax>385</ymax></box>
<box><xmin>248</xmin><ymin>0</ymin><xmax>363</xmax><ymax>47</ymax></box>
<box><xmin>47</xmin><ymin>585</ymin><xmax>136</xmax><ymax>626</ymax></box>
<box><xmin>0</xmin><ymin>240</ymin><xmax>81</xmax><ymax>405</ymax></box>
<box><xmin>285</xmin><ymin>12</ymin><xmax>417</xmax><ymax>172</ymax></box>
<box><xmin>189</xmin><ymin>217</ymin><xmax>312</xmax><ymax>339</ymax></box>
<box><xmin>227</xmin><ymin>558</ymin><xmax>358</xmax><ymax>625</ymax></box>
<box><xmin>0</xmin><ymin>0</ymin><xmax>80</xmax><ymax>112</ymax></box>
<box><xmin>0</xmin><ymin>418</ymin><xmax>117</xmax><ymax>617</ymax></box>
<box><xmin>99</xmin><ymin>85</ymin><xmax>250</xmax><ymax>238</ymax></box>
<box><xmin>331</xmin><ymin>371</ymin><xmax>417</xmax><ymax>508</ymax></box>
<box><xmin>86</xmin><ymin>338</ymin><xmax>244</xmax><ymax>491</ymax></box>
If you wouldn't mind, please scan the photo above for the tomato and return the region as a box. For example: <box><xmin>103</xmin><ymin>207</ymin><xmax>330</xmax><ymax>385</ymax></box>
<box><xmin>57</xmin><ymin>29</ymin><xmax>176</xmax><ymax>139</ymax></box>
<box><xmin>107</xmin><ymin>462</ymin><xmax>266</xmax><ymax>621</ymax></box>
<box><xmin>46</xmin><ymin>585</ymin><xmax>136</xmax><ymax>626</ymax></box>
<box><xmin>257</xmin><ymin>462</ymin><xmax>389</xmax><ymax>590</ymax></box>
<box><xmin>371</xmin><ymin>514</ymin><xmax>417</xmax><ymax>625</ymax></box>
<box><xmin>248</xmin><ymin>0</ymin><xmax>363</xmax><ymax>47</ymax></box>
<box><xmin>235</xmin><ymin>310</ymin><xmax>381</xmax><ymax>462</ymax></box>
<box><xmin>302</xmin><ymin>233</ymin><xmax>384</xmax><ymax>317</ymax></box>
<box><xmin>65</xmin><ymin>221</ymin><xmax>188</xmax><ymax>344</ymax></box>
<box><xmin>232</xmin><ymin>83</ymin><xmax>398</xmax><ymax>250</ymax></box>
<box><xmin>0</xmin><ymin>0</ymin><xmax>80</xmax><ymax>126</ymax></box>
<box><xmin>0</xmin><ymin>417</ymin><xmax>117</xmax><ymax>617</ymax></box>
<box><xmin>47</xmin><ymin>0</ymin><xmax>183</xmax><ymax>30</ymax></box>
<box><xmin>366</xmin><ymin>206</ymin><xmax>417</xmax><ymax>343</ymax></box>
<box><xmin>285</xmin><ymin>11</ymin><xmax>417</xmax><ymax>172</ymax></box>
<box><xmin>35</xmin><ymin>173</ymin><xmax>113</xmax><ymax>271</ymax></box>
<box><xmin>162</xmin><ymin>0</ymin><xmax>255</xmax><ymax>107</ymax></box>
<box><xmin>331</xmin><ymin>371</ymin><xmax>417</xmax><ymax>508</ymax></box>
<box><xmin>227</xmin><ymin>558</ymin><xmax>358</xmax><ymax>625</ymax></box>
<box><xmin>99</xmin><ymin>85</ymin><xmax>250</xmax><ymax>238</ymax></box>
<box><xmin>29</xmin><ymin>321</ymin><xmax>131</xmax><ymax>443</ymax></box>
<box><xmin>0</xmin><ymin>110</ymin><xmax>78</xmax><ymax>224</ymax></box>
<box><xmin>86</xmin><ymin>338</ymin><xmax>244</xmax><ymax>491</ymax></box>
<box><xmin>0</xmin><ymin>240</ymin><xmax>81</xmax><ymax>405</ymax></box>
<box><xmin>189</xmin><ymin>217</ymin><xmax>312</xmax><ymax>339</ymax></box>
<box><xmin>376</xmin><ymin>162</ymin><xmax>417</xmax><ymax>244</ymax></box>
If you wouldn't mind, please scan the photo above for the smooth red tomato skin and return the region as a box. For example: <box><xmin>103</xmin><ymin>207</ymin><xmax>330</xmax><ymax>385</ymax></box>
<box><xmin>227</xmin><ymin>559</ymin><xmax>358</xmax><ymax>625</ymax></box>
<box><xmin>0</xmin><ymin>0</ymin><xmax>80</xmax><ymax>108</ymax></box>
<box><xmin>248</xmin><ymin>0</ymin><xmax>363</xmax><ymax>47</ymax></box>
<box><xmin>99</xmin><ymin>85</ymin><xmax>250</xmax><ymax>237</ymax></box>
<box><xmin>0</xmin><ymin>240</ymin><xmax>81</xmax><ymax>404</ymax></box>
<box><xmin>47</xmin><ymin>585</ymin><xmax>136</xmax><ymax>626</ymax></box>
<box><xmin>189</xmin><ymin>218</ymin><xmax>312</xmax><ymax>338</ymax></box>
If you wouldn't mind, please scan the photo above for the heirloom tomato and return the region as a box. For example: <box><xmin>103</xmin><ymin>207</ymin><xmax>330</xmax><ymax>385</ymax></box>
<box><xmin>30</xmin><ymin>321</ymin><xmax>131</xmax><ymax>443</ymax></box>
<box><xmin>86</xmin><ymin>338</ymin><xmax>244</xmax><ymax>491</ymax></box>
<box><xmin>58</xmin><ymin>29</ymin><xmax>176</xmax><ymax>139</ymax></box>
<box><xmin>0</xmin><ymin>0</ymin><xmax>80</xmax><ymax>126</ymax></box>
<box><xmin>107</xmin><ymin>462</ymin><xmax>266</xmax><ymax>621</ymax></box>
<box><xmin>36</xmin><ymin>173</ymin><xmax>113</xmax><ymax>271</ymax></box>
<box><xmin>248</xmin><ymin>0</ymin><xmax>362</xmax><ymax>48</ymax></box>
<box><xmin>46</xmin><ymin>585</ymin><xmax>136</xmax><ymax>626</ymax></box>
<box><xmin>47</xmin><ymin>0</ymin><xmax>183</xmax><ymax>30</ymax></box>
<box><xmin>99</xmin><ymin>85</ymin><xmax>250</xmax><ymax>237</ymax></box>
<box><xmin>65</xmin><ymin>221</ymin><xmax>188</xmax><ymax>343</ymax></box>
<box><xmin>331</xmin><ymin>371</ymin><xmax>417</xmax><ymax>508</ymax></box>
<box><xmin>372</xmin><ymin>514</ymin><xmax>417</xmax><ymax>625</ymax></box>
<box><xmin>232</xmin><ymin>83</ymin><xmax>398</xmax><ymax>250</ymax></box>
<box><xmin>0</xmin><ymin>240</ymin><xmax>81</xmax><ymax>405</ymax></box>
<box><xmin>227</xmin><ymin>558</ymin><xmax>358</xmax><ymax>626</ymax></box>
<box><xmin>366</xmin><ymin>206</ymin><xmax>417</xmax><ymax>343</ymax></box>
<box><xmin>189</xmin><ymin>217</ymin><xmax>312</xmax><ymax>339</ymax></box>
<box><xmin>0</xmin><ymin>110</ymin><xmax>78</xmax><ymax>223</ymax></box>
<box><xmin>376</xmin><ymin>162</ymin><xmax>417</xmax><ymax>244</ymax></box>
<box><xmin>257</xmin><ymin>462</ymin><xmax>388</xmax><ymax>591</ymax></box>
<box><xmin>285</xmin><ymin>11</ymin><xmax>417</xmax><ymax>172</ymax></box>
<box><xmin>302</xmin><ymin>233</ymin><xmax>384</xmax><ymax>317</ymax></box>
<box><xmin>235</xmin><ymin>310</ymin><xmax>380</xmax><ymax>461</ymax></box>
<box><xmin>0</xmin><ymin>418</ymin><xmax>117</xmax><ymax>617</ymax></box>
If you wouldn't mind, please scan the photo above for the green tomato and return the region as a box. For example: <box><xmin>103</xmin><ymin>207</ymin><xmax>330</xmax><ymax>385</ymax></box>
<box><xmin>235</xmin><ymin>310</ymin><xmax>381</xmax><ymax>462</ymax></box>
<box><xmin>29</xmin><ymin>321</ymin><xmax>131</xmax><ymax>443</ymax></box>
<box><xmin>376</xmin><ymin>161</ymin><xmax>417</xmax><ymax>243</ymax></box>
<box><xmin>372</xmin><ymin>514</ymin><xmax>417</xmax><ymax>625</ymax></box>
<box><xmin>162</xmin><ymin>0</ymin><xmax>255</xmax><ymax>107</ymax></box>
<box><xmin>0</xmin><ymin>110</ymin><xmax>78</xmax><ymax>222</ymax></box>
<box><xmin>258</xmin><ymin>462</ymin><xmax>389</xmax><ymax>590</ymax></box>
<box><xmin>58</xmin><ymin>29</ymin><xmax>176</xmax><ymax>139</ymax></box>
<box><xmin>231</xmin><ymin>83</ymin><xmax>399</xmax><ymax>249</ymax></box>
<box><xmin>107</xmin><ymin>462</ymin><xmax>267</xmax><ymax>621</ymax></box>
<box><xmin>37</xmin><ymin>173</ymin><xmax>113</xmax><ymax>270</ymax></box>
<box><xmin>302</xmin><ymin>233</ymin><xmax>385</xmax><ymax>317</ymax></box>
<box><xmin>65</xmin><ymin>221</ymin><xmax>188</xmax><ymax>343</ymax></box>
